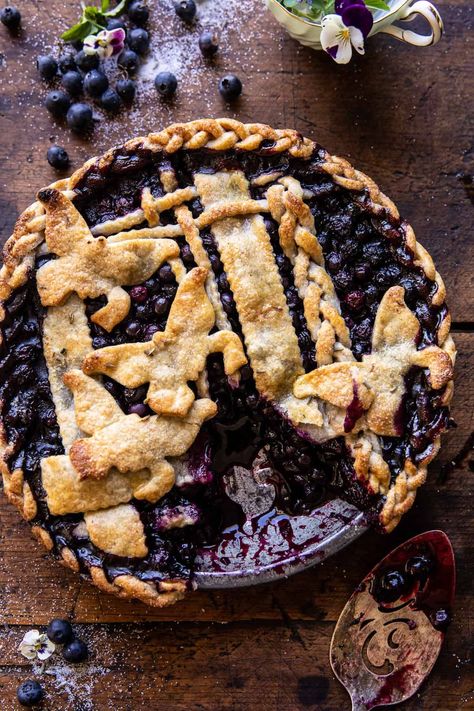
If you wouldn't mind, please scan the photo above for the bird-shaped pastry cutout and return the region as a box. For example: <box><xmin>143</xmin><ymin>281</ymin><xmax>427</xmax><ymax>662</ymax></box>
<box><xmin>41</xmin><ymin>370</ymin><xmax>217</xmax><ymax>515</ymax></box>
<box><xmin>293</xmin><ymin>286</ymin><xmax>453</xmax><ymax>437</ymax></box>
<box><xmin>82</xmin><ymin>266</ymin><xmax>248</xmax><ymax>418</ymax></box>
<box><xmin>36</xmin><ymin>188</ymin><xmax>180</xmax><ymax>331</ymax></box>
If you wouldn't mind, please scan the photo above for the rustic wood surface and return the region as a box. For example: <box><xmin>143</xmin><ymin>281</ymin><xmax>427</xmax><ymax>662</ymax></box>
<box><xmin>0</xmin><ymin>0</ymin><xmax>472</xmax><ymax>709</ymax></box>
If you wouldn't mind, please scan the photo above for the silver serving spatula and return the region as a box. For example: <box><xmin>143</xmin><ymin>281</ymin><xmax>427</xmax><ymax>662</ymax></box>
<box><xmin>330</xmin><ymin>530</ymin><xmax>455</xmax><ymax>710</ymax></box>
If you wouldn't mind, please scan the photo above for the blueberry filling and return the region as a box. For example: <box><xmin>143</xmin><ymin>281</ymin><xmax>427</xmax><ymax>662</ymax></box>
<box><xmin>0</xmin><ymin>144</ymin><xmax>450</xmax><ymax>589</ymax></box>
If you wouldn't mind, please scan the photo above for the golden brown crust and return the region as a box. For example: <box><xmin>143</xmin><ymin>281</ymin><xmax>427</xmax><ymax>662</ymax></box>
<box><xmin>0</xmin><ymin>118</ymin><xmax>456</xmax><ymax>607</ymax></box>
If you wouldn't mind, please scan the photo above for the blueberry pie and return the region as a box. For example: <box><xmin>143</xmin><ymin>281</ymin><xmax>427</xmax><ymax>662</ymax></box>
<box><xmin>0</xmin><ymin>119</ymin><xmax>455</xmax><ymax>607</ymax></box>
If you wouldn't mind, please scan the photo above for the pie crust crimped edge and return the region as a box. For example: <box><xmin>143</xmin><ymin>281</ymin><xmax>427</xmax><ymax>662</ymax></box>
<box><xmin>0</xmin><ymin>118</ymin><xmax>456</xmax><ymax>607</ymax></box>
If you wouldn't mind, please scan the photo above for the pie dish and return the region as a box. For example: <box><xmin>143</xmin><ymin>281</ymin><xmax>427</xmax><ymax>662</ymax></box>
<box><xmin>0</xmin><ymin>119</ymin><xmax>455</xmax><ymax>607</ymax></box>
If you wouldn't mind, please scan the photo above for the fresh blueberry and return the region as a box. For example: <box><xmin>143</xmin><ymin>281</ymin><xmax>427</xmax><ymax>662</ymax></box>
<box><xmin>58</xmin><ymin>51</ymin><xmax>77</xmax><ymax>73</ymax></box>
<box><xmin>16</xmin><ymin>680</ymin><xmax>43</xmax><ymax>707</ymax></box>
<box><xmin>1</xmin><ymin>5</ymin><xmax>21</xmax><ymax>30</ymax></box>
<box><xmin>218</xmin><ymin>74</ymin><xmax>242</xmax><ymax>101</ymax></box>
<box><xmin>375</xmin><ymin>569</ymin><xmax>407</xmax><ymax>603</ymax></box>
<box><xmin>116</xmin><ymin>78</ymin><xmax>136</xmax><ymax>102</ymax></box>
<box><xmin>46</xmin><ymin>618</ymin><xmax>74</xmax><ymax>644</ymax></box>
<box><xmin>175</xmin><ymin>0</ymin><xmax>196</xmax><ymax>22</ymax></box>
<box><xmin>127</xmin><ymin>0</ymin><xmax>149</xmax><ymax>25</ymax></box>
<box><xmin>45</xmin><ymin>90</ymin><xmax>71</xmax><ymax>117</ymax></box>
<box><xmin>75</xmin><ymin>49</ymin><xmax>100</xmax><ymax>71</ymax></box>
<box><xmin>127</xmin><ymin>27</ymin><xmax>149</xmax><ymax>54</ymax></box>
<box><xmin>154</xmin><ymin>71</ymin><xmax>177</xmax><ymax>97</ymax></box>
<box><xmin>66</xmin><ymin>103</ymin><xmax>93</xmax><ymax>133</ymax></box>
<box><xmin>106</xmin><ymin>17</ymin><xmax>126</xmax><ymax>31</ymax></box>
<box><xmin>62</xmin><ymin>638</ymin><xmax>88</xmax><ymax>663</ymax></box>
<box><xmin>62</xmin><ymin>70</ymin><xmax>83</xmax><ymax>96</ymax></box>
<box><xmin>100</xmin><ymin>88</ymin><xmax>121</xmax><ymax>113</ymax></box>
<box><xmin>199</xmin><ymin>30</ymin><xmax>219</xmax><ymax>57</ymax></box>
<box><xmin>430</xmin><ymin>608</ymin><xmax>451</xmax><ymax>631</ymax></box>
<box><xmin>84</xmin><ymin>69</ymin><xmax>109</xmax><ymax>97</ymax></box>
<box><xmin>36</xmin><ymin>54</ymin><xmax>58</xmax><ymax>80</ymax></box>
<box><xmin>47</xmin><ymin>145</ymin><xmax>70</xmax><ymax>170</ymax></box>
<box><xmin>117</xmin><ymin>49</ymin><xmax>140</xmax><ymax>73</ymax></box>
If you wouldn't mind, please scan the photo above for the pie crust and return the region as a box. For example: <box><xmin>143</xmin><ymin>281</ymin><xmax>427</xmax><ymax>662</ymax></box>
<box><xmin>0</xmin><ymin>119</ymin><xmax>455</xmax><ymax>607</ymax></box>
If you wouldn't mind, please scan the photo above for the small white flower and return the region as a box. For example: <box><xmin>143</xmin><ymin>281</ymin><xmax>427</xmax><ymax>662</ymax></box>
<box><xmin>320</xmin><ymin>13</ymin><xmax>365</xmax><ymax>64</ymax></box>
<box><xmin>83</xmin><ymin>28</ymin><xmax>126</xmax><ymax>58</ymax></box>
<box><xmin>19</xmin><ymin>629</ymin><xmax>56</xmax><ymax>661</ymax></box>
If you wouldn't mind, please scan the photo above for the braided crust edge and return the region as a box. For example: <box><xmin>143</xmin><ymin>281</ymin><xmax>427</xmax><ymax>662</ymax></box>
<box><xmin>0</xmin><ymin>118</ymin><xmax>455</xmax><ymax>604</ymax></box>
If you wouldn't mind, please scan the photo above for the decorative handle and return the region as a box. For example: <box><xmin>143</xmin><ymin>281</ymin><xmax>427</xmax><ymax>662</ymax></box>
<box><xmin>379</xmin><ymin>0</ymin><xmax>443</xmax><ymax>46</ymax></box>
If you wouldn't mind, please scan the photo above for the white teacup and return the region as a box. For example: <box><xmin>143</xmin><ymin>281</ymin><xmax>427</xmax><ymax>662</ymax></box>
<box><xmin>266</xmin><ymin>0</ymin><xmax>443</xmax><ymax>51</ymax></box>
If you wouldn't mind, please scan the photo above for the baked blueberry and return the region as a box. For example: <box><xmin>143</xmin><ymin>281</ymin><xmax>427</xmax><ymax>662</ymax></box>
<box><xmin>117</xmin><ymin>49</ymin><xmax>140</xmax><ymax>73</ymax></box>
<box><xmin>127</xmin><ymin>0</ymin><xmax>149</xmax><ymax>25</ymax></box>
<box><xmin>46</xmin><ymin>145</ymin><xmax>70</xmax><ymax>170</ymax></box>
<box><xmin>84</xmin><ymin>69</ymin><xmax>109</xmax><ymax>98</ymax></box>
<box><xmin>175</xmin><ymin>0</ymin><xmax>196</xmax><ymax>22</ymax></box>
<box><xmin>62</xmin><ymin>70</ymin><xmax>83</xmax><ymax>96</ymax></box>
<box><xmin>36</xmin><ymin>55</ymin><xmax>58</xmax><ymax>80</ymax></box>
<box><xmin>45</xmin><ymin>90</ymin><xmax>71</xmax><ymax>117</ymax></box>
<box><xmin>405</xmin><ymin>554</ymin><xmax>433</xmax><ymax>581</ymax></box>
<box><xmin>0</xmin><ymin>5</ymin><xmax>21</xmax><ymax>30</ymax></box>
<box><xmin>62</xmin><ymin>638</ymin><xmax>88</xmax><ymax>663</ymax></box>
<box><xmin>75</xmin><ymin>49</ymin><xmax>100</xmax><ymax>72</ymax></box>
<box><xmin>199</xmin><ymin>30</ymin><xmax>219</xmax><ymax>57</ymax></box>
<box><xmin>46</xmin><ymin>618</ymin><xmax>74</xmax><ymax>644</ymax></box>
<box><xmin>66</xmin><ymin>102</ymin><xmax>93</xmax><ymax>132</ymax></box>
<box><xmin>430</xmin><ymin>608</ymin><xmax>451</xmax><ymax>631</ymax></box>
<box><xmin>16</xmin><ymin>680</ymin><xmax>43</xmax><ymax>707</ymax></box>
<box><xmin>127</xmin><ymin>28</ymin><xmax>149</xmax><ymax>55</ymax></box>
<box><xmin>218</xmin><ymin>74</ymin><xmax>242</xmax><ymax>101</ymax></box>
<box><xmin>116</xmin><ymin>78</ymin><xmax>136</xmax><ymax>102</ymax></box>
<box><xmin>154</xmin><ymin>71</ymin><xmax>177</xmax><ymax>97</ymax></box>
<box><xmin>374</xmin><ymin>570</ymin><xmax>407</xmax><ymax>603</ymax></box>
<box><xmin>101</xmin><ymin>88</ymin><xmax>122</xmax><ymax>113</ymax></box>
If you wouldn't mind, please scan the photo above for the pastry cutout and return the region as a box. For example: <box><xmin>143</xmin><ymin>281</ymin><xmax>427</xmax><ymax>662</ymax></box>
<box><xmin>82</xmin><ymin>267</ymin><xmax>247</xmax><ymax>417</ymax></box>
<box><xmin>84</xmin><ymin>505</ymin><xmax>148</xmax><ymax>558</ymax></box>
<box><xmin>294</xmin><ymin>287</ymin><xmax>453</xmax><ymax>437</ymax></box>
<box><xmin>36</xmin><ymin>188</ymin><xmax>180</xmax><ymax>331</ymax></box>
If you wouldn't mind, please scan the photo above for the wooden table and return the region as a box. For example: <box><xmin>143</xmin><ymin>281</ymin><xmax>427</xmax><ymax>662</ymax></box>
<box><xmin>0</xmin><ymin>1</ymin><xmax>472</xmax><ymax>708</ymax></box>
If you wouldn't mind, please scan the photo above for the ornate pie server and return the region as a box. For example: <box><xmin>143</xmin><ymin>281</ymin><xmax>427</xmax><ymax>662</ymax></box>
<box><xmin>330</xmin><ymin>530</ymin><xmax>455</xmax><ymax>710</ymax></box>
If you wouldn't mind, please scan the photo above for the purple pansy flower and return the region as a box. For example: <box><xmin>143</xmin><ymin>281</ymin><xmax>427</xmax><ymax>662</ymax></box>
<box><xmin>335</xmin><ymin>0</ymin><xmax>374</xmax><ymax>39</ymax></box>
<box><xmin>83</xmin><ymin>28</ymin><xmax>126</xmax><ymax>58</ymax></box>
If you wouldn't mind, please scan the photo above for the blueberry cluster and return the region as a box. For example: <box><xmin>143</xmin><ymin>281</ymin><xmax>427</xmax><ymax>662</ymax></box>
<box><xmin>373</xmin><ymin>553</ymin><xmax>434</xmax><ymax>603</ymax></box>
<box><xmin>17</xmin><ymin>620</ymin><xmax>88</xmax><ymax>706</ymax></box>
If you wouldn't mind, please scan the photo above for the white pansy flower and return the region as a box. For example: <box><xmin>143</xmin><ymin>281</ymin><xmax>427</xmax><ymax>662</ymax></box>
<box><xmin>320</xmin><ymin>13</ymin><xmax>365</xmax><ymax>64</ymax></box>
<box><xmin>19</xmin><ymin>629</ymin><xmax>56</xmax><ymax>661</ymax></box>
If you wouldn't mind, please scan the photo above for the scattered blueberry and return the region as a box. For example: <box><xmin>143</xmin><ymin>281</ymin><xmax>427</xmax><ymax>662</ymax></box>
<box><xmin>199</xmin><ymin>30</ymin><xmax>219</xmax><ymax>57</ymax></box>
<box><xmin>46</xmin><ymin>618</ymin><xmax>74</xmax><ymax>644</ymax></box>
<box><xmin>16</xmin><ymin>680</ymin><xmax>43</xmax><ymax>707</ymax></box>
<box><xmin>116</xmin><ymin>78</ymin><xmax>136</xmax><ymax>102</ymax></box>
<box><xmin>175</xmin><ymin>0</ymin><xmax>196</xmax><ymax>22</ymax></box>
<box><xmin>84</xmin><ymin>69</ymin><xmax>109</xmax><ymax>97</ymax></box>
<box><xmin>66</xmin><ymin>102</ymin><xmax>93</xmax><ymax>133</ymax></box>
<box><xmin>430</xmin><ymin>608</ymin><xmax>451</xmax><ymax>631</ymax></box>
<box><xmin>106</xmin><ymin>17</ymin><xmax>126</xmax><ymax>31</ymax></box>
<box><xmin>58</xmin><ymin>51</ymin><xmax>77</xmax><ymax>73</ymax></box>
<box><xmin>36</xmin><ymin>54</ymin><xmax>58</xmax><ymax>80</ymax></box>
<box><xmin>127</xmin><ymin>0</ymin><xmax>149</xmax><ymax>26</ymax></box>
<box><xmin>0</xmin><ymin>5</ymin><xmax>21</xmax><ymax>30</ymax></box>
<box><xmin>127</xmin><ymin>27</ymin><xmax>150</xmax><ymax>55</ymax></box>
<box><xmin>46</xmin><ymin>145</ymin><xmax>70</xmax><ymax>171</ymax></box>
<box><xmin>45</xmin><ymin>90</ymin><xmax>71</xmax><ymax>117</ymax></box>
<box><xmin>101</xmin><ymin>88</ymin><xmax>121</xmax><ymax>113</ymax></box>
<box><xmin>62</xmin><ymin>70</ymin><xmax>83</xmax><ymax>96</ymax></box>
<box><xmin>62</xmin><ymin>638</ymin><xmax>88</xmax><ymax>663</ymax></box>
<box><xmin>218</xmin><ymin>74</ymin><xmax>242</xmax><ymax>101</ymax></box>
<box><xmin>154</xmin><ymin>71</ymin><xmax>177</xmax><ymax>98</ymax></box>
<box><xmin>117</xmin><ymin>48</ymin><xmax>140</xmax><ymax>73</ymax></box>
<box><xmin>75</xmin><ymin>49</ymin><xmax>100</xmax><ymax>72</ymax></box>
<box><xmin>374</xmin><ymin>569</ymin><xmax>407</xmax><ymax>603</ymax></box>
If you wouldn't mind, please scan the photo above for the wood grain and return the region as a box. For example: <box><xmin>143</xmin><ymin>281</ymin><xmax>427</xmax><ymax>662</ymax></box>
<box><xmin>0</xmin><ymin>0</ymin><xmax>473</xmax><ymax>708</ymax></box>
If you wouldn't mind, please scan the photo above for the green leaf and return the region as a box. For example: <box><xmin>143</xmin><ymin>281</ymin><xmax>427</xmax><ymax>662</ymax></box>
<box><xmin>101</xmin><ymin>0</ymin><xmax>110</xmax><ymax>11</ymax></box>
<box><xmin>61</xmin><ymin>19</ymin><xmax>94</xmax><ymax>41</ymax></box>
<box><xmin>365</xmin><ymin>0</ymin><xmax>390</xmax><ymax>10</ymax></box>
<box><xmin>105</xmin><ymin>0</ymin><xmax>128</xmax><ymax>17</ymax></box>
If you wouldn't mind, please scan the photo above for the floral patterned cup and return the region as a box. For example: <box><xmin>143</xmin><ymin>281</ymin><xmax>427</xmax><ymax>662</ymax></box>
<box><xmin>266</xmin><ymin>0</ymin><xmax>443</xmax><ymax>51</ymax></box>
